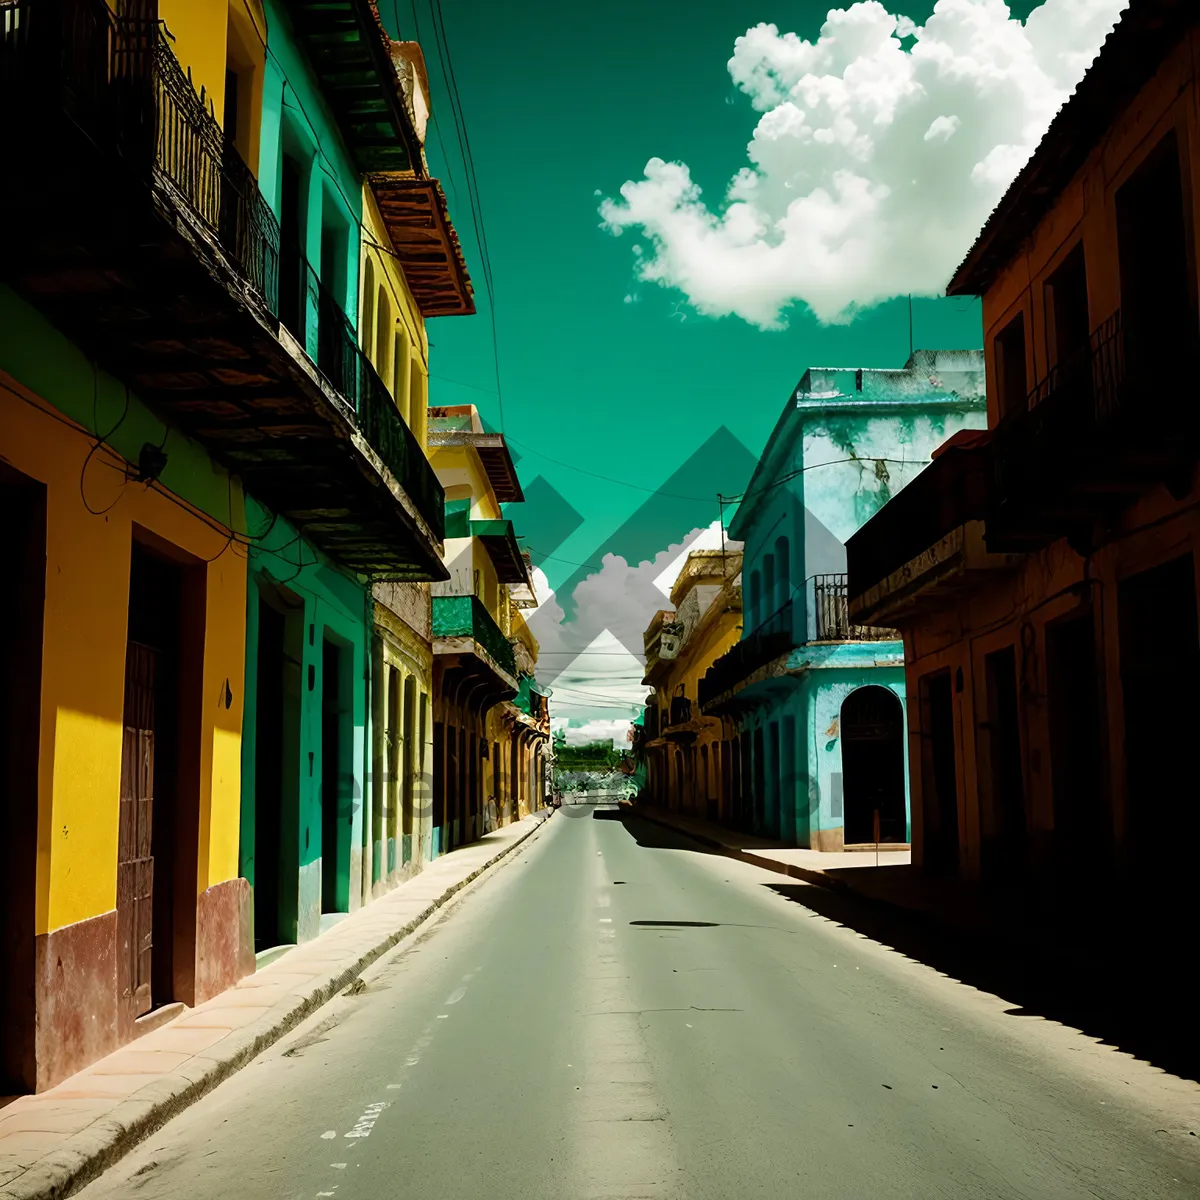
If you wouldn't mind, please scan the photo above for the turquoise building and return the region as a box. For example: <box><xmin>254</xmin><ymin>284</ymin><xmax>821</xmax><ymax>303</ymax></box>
<box><xmin>699</xmin><ymin>351</ymin><xmax>986</xmax><ymax>850</ymax></box>
<box><xmin>237</xmin><ymin>0</ymin><xmax>450</xmax><ymax>956</ymax></box>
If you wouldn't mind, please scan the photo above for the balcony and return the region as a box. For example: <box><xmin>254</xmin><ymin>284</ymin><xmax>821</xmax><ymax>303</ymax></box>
<box><xmin>698</xmin><ymin>600</ymin><xmax>794</xmax><ymax>710</ymax></box>
<box><xmin>432</xmin><ymin>594</ymin><xmax>517</xmax><ymax>685</ymax></box>
<box><xmin>0</xmin><ymin>0</ymin><xmax>445</xmax><ymax>578</ymax></box>
<box><xmin>987</xmin><ymin>309</ymin><xmax>1200</xmax><ymax>554</ymax></box>
<box><xmin>807</xmin><ymin>574</ymin><xmax>898</xmax><ymax>642</ymax></box>
<box><xmin>847</xmin><ymin>435</ymin><xmax>1019</xmax><ymax>625</ymax></box>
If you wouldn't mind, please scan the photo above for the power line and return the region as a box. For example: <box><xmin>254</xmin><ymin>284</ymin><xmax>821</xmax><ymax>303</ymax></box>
<box><xmin>424</xmin><ymin>0</ymin><xmax>505</xmax><ymax>432</ymax></box>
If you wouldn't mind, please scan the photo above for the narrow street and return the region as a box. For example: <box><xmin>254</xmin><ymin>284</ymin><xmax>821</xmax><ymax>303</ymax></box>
<box><xmin>78</xmin><ymin>805</ymin><xmax>1200</xmax><ymax>1200</ymax></box>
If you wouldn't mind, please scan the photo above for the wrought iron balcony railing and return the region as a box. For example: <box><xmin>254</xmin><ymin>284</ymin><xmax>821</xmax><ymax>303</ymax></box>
<box><xmin>432</xmin><ymin>595</ymin><xmax>517</xmax><ymax>680</ymax></box>
<box><xmin>1</xmin><ymin>2</ymin><xmax>280</xmax><ymax>313</ymax></box>
<box><xmin>808</xmin><ymin>574</ymin><xmax>898</xmax><ymax>641</ymax></box>
<box><xmin>698</xmin><ymin>600</ymin><xmax>795</xmax><ymax>708</ymax></box>
<box><xmin>988</xmin><ymin>307</ymin><xmax>1200</xmax><ymax>549</ymax></box>
<box><xmin>1</xmin><ymin>0</ymin><xmax>445</xmax><ymax>545</ymax></box>
<box><xmin>846</xmin><ymin>439</ymin><xmax>990</xmax><ymax>603</ymax></box>
<box><xmin>990</xmin><ymin>310</ymin><xmax>1124</xmax><ymax>515</ymax></box>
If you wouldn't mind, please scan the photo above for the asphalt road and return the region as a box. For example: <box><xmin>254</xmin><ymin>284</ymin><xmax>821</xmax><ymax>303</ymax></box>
<box><xmin>78</xmin><ymin>804</ymin><xmax>1200</xmax><ymax>1200</ymax></box>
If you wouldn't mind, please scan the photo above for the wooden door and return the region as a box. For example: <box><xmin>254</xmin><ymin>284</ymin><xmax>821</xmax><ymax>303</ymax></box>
<box><xmin>119</xmin><ymin>641</ymin><xmax>155</xmax><ymax>1020</ymax></box>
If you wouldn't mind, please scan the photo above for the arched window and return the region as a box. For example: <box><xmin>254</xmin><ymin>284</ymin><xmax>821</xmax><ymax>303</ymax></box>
<box><xmin>749</xmin><ymin>569</ymin><xmax>762</xmax><ymax>630</ymax></box>
<box><xmin>360</xmin><ymin>256</ymin><xmax>375</xmax><ymax>356</ymax></box>
<box><xmin>775</xmin><ymin>536</ymin><xmax>790</xmax><ymax>611</ymax></box>
<box><xmin>393</xmin><ymin>329</ymin><xmax>412</xmax><ymax>424</ymax></box>
<box><xmin>763</xmin><ymin>554</ymin><xmax>776</xmax><ymax>623</ymax></box>
<box><xmin>375</xmin><ymin>283</ymin><xmax>391</xmax><ymax>385</ymax></box>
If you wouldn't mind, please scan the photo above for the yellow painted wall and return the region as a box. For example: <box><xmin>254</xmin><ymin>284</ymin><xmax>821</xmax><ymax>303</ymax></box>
<box><xmin>511</xmin><ymin>608</ymin><xmax>539</xmax><ymax>661</ymax></box>
<box><xmin>3</xmin><ymin>374</ymin><xmax>247</xmax><ymax>935</ymax></box>
<box><xmin>361</xmin><ymin>187</ymin><xmax>430</xmax><ymax>450</ymax></box>
<box><xmin>430</xmin><ymin>446</ymin><xmax>502</xmax><ymax>521</ymax></box>
<box><xmin>159</xmin><ymin>0</ymin><xmax>266</xmax><ymax>175</ymax></box>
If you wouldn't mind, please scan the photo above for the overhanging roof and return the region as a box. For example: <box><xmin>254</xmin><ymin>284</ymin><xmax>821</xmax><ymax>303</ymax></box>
<box><xmin>285</xmin><ymin>0</ymin><xmax>423</xmax><ymax>174</ymax></box>
<box><xmin>948</xmin><ymin>0</ymin><xmax>1197</xmax><ymax>297</ymax></box>
<box><xmin>471</xmin><ymin>519</ymin><xmax>532</xmax><ymax>585</ymax></box>
<box><xmin>368</xmin><ymin>174</ymin><xmax>475</xmax><ymax>317</ymax></box>
<box><xmin>427</xmin><ymin>428</ymin><xmax>524</xmax><ymax>503</ymax></box>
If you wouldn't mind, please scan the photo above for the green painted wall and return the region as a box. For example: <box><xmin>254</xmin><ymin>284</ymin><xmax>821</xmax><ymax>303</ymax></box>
<box><xmin>0</xmin><ymin>286</ymin><xmax>241</xmax><ymax>529</ymax></box>
<box><xmin>259</xmin><ymin>0</ymin><xmax>362</xmax><ymax>331</ymax></box>
<box><xmin>239</xmin><ymin>495</ymin><xmax>370</xmax><ymax>946</ymax></box>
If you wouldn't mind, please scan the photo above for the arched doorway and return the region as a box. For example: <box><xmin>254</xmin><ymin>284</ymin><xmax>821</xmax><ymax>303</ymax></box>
<box><xmin>841</xmin><ymin>686</ymin><xmax>906</xmax><ymax>844</ymax></box>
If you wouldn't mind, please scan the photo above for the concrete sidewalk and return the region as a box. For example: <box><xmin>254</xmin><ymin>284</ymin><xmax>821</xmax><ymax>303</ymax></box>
<box><xmin>0</xmin><ymin>812</ymin><xmax>552</xmax><ymax>1200</ymax></box>
<box><xmin>627</xmin><ymin>803</ymin><xmax>995</xmax><ymax>934</ymax></box>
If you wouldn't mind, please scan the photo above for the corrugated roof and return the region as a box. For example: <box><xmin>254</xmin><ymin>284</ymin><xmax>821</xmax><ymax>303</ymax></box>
<box><xmin>948</xmin><ymin>0</ymin><xmax>1197</xmax><ymax>297</ymax></box>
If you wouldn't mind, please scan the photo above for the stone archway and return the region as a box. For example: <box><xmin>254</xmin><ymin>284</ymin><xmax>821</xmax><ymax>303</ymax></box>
<box><xmin>841</xmin><ymin>686</ymin><xmax>906</xmax><ymax>845</ymax></box>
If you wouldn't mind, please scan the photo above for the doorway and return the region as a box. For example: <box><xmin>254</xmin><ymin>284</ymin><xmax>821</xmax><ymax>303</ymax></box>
<box><xmin>982</xmin><ymin>646</ymin><xmax>1026</xmax><ymax>877</ymax></box>
<box><xmin>752</xmin><ymin>727</ymin><xmax>765</xmax><ymax>833</ymax></box>
<box><xmin>1046</xmin><ymin>611</ymin><xmax>1106</xmax><ymax>880</ymax></box>
<box><xmin>402</xmin><ymin>677</ymin><xmax>416</xmax><ymax>858</ymax></box>
<box><xmin>0</xmin><ymin>467</ymin><xmax>45</xmax><ymax>1096</ymax></box>
<box><xmin>252</xmin><ymin>587</ymin><xmax>302</xmax><ymax>950</ymax></box>
<box><xmin>321</xmin><ymin>636</ymin><xmax>351</xmax><ymax>915</ymax></box>
<box><xmin>919</xmin><ymin>671</ymin><xmax>959</xmax><ymax>872</ymax></box>
<box><xmin>386</xmin><ymin>664</ymin><xmax>401</xmax><ymax>876</ymax></box>
<box><xmin>119</xmin><ymin>536</ymin><xmax>203</xmax><ymax>1023</ymax></box>
<box><xmin>842</xmin><ymin>686</ymin><xmax>906</xmax><ymax>844</ymax></box>
<box><xmin>1119</xmin><ymin>555</ymin><xmax>1200</xmax><ymax>899</ymax></box>
<box><xmin>779</xmin><ymin>717</ymin><xmax>797</xmax><ymax>842</ymax></box>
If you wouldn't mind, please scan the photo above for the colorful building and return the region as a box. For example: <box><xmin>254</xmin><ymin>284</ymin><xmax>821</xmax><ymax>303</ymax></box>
<box><xmin>699</xmin><ymin>353</ymin><xmax>986</xmax><ymax>849</ymax></box>
<box><xmin>0</xmin><ymin>0</ymin><xmax>465</xmax><ymax>1091</ymax></box>
<box><xmin>639</xmin><ymin>549</ymin><xmax>744</xmax><ymax>821</ymax></box>
<box><xmin>427</xmin><ymin>406</ymin><xmax>550</xmax><ymax>850</ymax></box>
<box><xmin>847</xmin><ymin>1</ymin><xmax>1200</xmax><ymax>925</ymax></box>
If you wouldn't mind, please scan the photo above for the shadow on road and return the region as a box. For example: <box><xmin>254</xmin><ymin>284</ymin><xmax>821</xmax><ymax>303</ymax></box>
<box><xmin>603</xmin><ymin>810</ymin><xmax>1200</xmax><ymax>1083</ymax></box>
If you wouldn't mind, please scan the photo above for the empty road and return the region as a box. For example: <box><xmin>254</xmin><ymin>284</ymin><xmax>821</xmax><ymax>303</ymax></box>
<box><xmin>78</xmin><ymin>803</ymin><xmax>1200</xmax><ymax>1200</ymax></box>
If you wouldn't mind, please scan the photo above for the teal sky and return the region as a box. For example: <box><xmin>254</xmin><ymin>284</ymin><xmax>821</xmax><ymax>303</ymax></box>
<box><xmin>379</xmin><ymin>0</ymin><xmax>1053</xmax><ymax>727</ymax></box>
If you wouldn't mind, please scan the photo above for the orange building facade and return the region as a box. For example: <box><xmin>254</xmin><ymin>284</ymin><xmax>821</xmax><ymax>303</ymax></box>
<box><xmin>847</xmin><ymin>2</ymin><xmax>1200</xmax><ymax>919</ymax></box>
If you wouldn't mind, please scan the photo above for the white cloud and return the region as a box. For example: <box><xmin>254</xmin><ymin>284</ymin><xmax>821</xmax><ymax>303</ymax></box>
<box><xmin>651</xmin><ymin>519</ymin><xmax>728</xmax><ymax>596</ymax></box>
<box><xmin>527</xmin><ymin>526</ymin><xmax>719</xmax><ymax>721</ymax></box>
<box><xmin>599</xmin><ymin>0</ymin><xmax>1127</xmax><ymax>327</ymax></box>
<box><xmin>563</xmin><ymin>719</ymin><xmax>635</xmax><ymax>748</ymax></box>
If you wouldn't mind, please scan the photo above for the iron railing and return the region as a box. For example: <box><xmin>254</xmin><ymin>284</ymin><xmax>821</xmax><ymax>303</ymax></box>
<box><xmin>991</xmin><ymin>310</ymin><xmax>1125</xmax><ymax>512</ymax></box>
<box><xmin>846</xmin><ymin>439</ymin><xmax>990</xmax><ymax>602</ymax></box>
<box><xmin>432</xmin><ymin>595</ymin><xmax>517</xmax><ymax>679</ymax></box>
<box><xmin>808</xmin><ymin>574</ymin><xmax>898</xmax><ymax>641</ymax></box>
<box><xmin>668</xmin><ymin>693</ymin><xmax>692</xmax><ymax>727</ymax></box>
<box><xmin>643</xmin><ymin>705</ymin><xmax>660</xmax><ymax>740</ymax></box>
<box><xmin>698</xmin><ymin>600</ymin><xmax>795</xmax><ymax>708</ymax></box>
<box><xmin>2</xmin><ymin>0</ymin><xmax>445</xmax><ymax>541</ymax></box>
<box><xmin>308</xmin><ymin>266</ymin><xmax>445</xmax><ymax>541</ymax></box>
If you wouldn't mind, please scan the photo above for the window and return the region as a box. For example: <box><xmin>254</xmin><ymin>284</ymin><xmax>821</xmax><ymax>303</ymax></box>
<box><xmin>1117</xmin><ymin>130</ymin><xmax>1194</xmax><ymax>374</ymax></box>
<box><xmin>278</xmin><ymin>154</ymin><xmax>305</xmax><ymax>340</ymax></box>
<box><xmin>748</xmin><ymin>570</ymin><xmax>762</xmax><ymax>630</ymax></box>
<box><xmin>394</xmin><ymin>331</ymin><xmax>411</xmax><ymax>424</ymax></box>
<box><xmin>774</xmin><ymin>537</ymin><xmax>790</xmax><ymax>612</ymax></box>
<box><xmin>1045</xmin><ymin>243</ymin><xmax>1090</xmax><ymax>373</ymax></box>
<box><xmin>409</xmin><ymin>360</ymin><xmax>426</xmax><ymax>444</ymax></box>
<box><xmin>360</xmin><ymin>257</ymin><xmax>375</xmax><ymax>357</ymax></box>
<box><xmin>993</xmin><ymin>313</ymin><xmax>1027</xmax><ymax>419</ymax></box>
<box><xmin>375</xmin><ymin>284</ymin><xmax>391</xmax><ymax>385</ymax></box>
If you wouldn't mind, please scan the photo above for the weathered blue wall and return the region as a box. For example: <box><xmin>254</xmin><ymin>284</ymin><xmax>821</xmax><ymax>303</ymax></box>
<box><xmin>724</xmin><ymin>350</ymin><xmax>984</xmax><ymax>847</ymax></box>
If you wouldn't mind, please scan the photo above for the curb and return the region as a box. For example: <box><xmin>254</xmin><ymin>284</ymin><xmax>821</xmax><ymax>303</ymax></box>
<box><xmin>627</xmin><ymin>805</ymin><xmax>863</xmax><ymax>896</ymax></box>
<box><xmin>2</xmin><ymin>815</ymin><xmax>551</xmax><ymax>1200</ymax></box>
<box><xmin>626</xmin><ymin>806</ymin><xmax>988</xmax><ymax>938</ymax></box>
